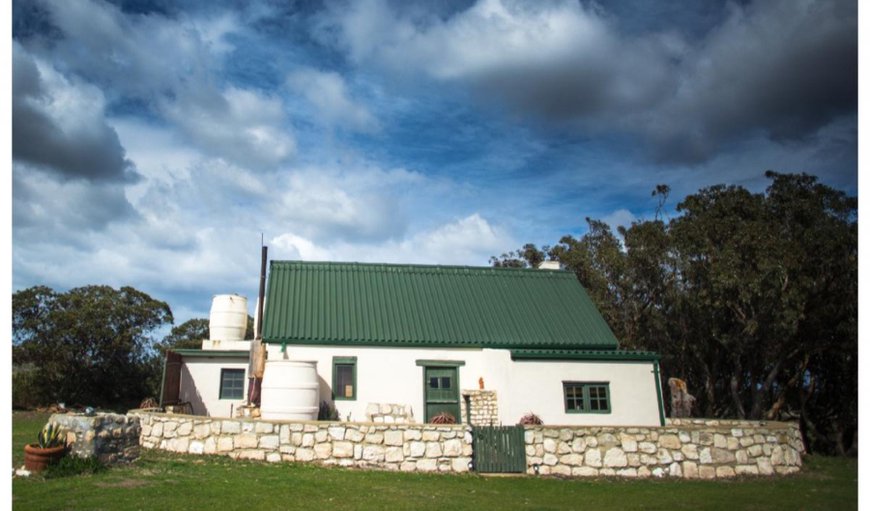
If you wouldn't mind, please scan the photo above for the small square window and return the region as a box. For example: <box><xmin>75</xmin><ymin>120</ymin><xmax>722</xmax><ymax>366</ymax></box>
<box><xmin>563</xmin><ymin>382</ymin><xmax>610</xmax><ymax>414</ymax></box>
<box><xmin>333</xmin><ymin>357</ymin><xmax>357</xmax><ymax>400</ymax></box>
<box><xmin>220</xmin><ymin>369</ymin><xmax>245</xmax><ymax>400</ymax></box>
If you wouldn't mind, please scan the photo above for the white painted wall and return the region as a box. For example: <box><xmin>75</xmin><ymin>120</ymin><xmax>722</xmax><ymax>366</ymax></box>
<box><xmin>262</xmin><ymin>345</ymin><xmax>662</xmax><ymax>426</ymax></box>
<box><xmin>179</xmin><ymin>357</ymin><xmax>249</xmax><ymax>417</ymax></box>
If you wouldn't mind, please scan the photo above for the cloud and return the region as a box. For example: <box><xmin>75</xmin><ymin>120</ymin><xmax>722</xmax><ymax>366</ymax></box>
<box><xmin>269</xmin><ymin>165</ymin><xmax>423</xmax><ymax>243</ymax></box>
<box><xmin>12</xmin><ymin>162</ymin><xmax>138</xmax><ymax>240</ymax></box>
<box><xmin>162</xmin><ymin>87</ymin><xmax>295</xmax><ymax>169</ymax></box>
<box><xmin>318</xmin><ymin>0</ymin><xmax>856</xmax><ymax>163</ymax></box>
<box><xmin>287</xmin><ymin>67</ymin><xmax>379</xmax><ymax>133</ymax></box>
<box><xmin>20</xmin><ymin>0</ymin><xmax>295</xmax><ymax>169</ymax></box>
<box><xmin>31</xmin><ymin>0</ymin><xmax>233</xmax><ymax>99</ymax></box>
<box><xmin>269</xmin><ymin>213</ymin><xmax>512</xmax><ymax>266</ymax></box>
<box><xmin>646</xmin><ymin>0</ymin><xmax>857</xmax><ymax>163</ymax></box>
<box><xmin>12</xmin><ymin>43</ymin><xmax>136</xmax><ymax>183</ymax></box>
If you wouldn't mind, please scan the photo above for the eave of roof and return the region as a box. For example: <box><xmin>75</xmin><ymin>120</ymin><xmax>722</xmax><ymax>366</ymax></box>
<box><xmin>510</xmin><ymin>349</ymin><xmax>660</xmax><ymax>362</ymax></box>
<box><xmin>172</xmin><ymin>349</ymin><xmax>249</xmax><ymax>358</ymax></box>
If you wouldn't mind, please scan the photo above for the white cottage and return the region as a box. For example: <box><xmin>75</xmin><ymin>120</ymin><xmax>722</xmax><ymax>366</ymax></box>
<box><xmin>165</xmin><ymin>261</ymin><xmax>665</xmax><ymax>426</ymax></box>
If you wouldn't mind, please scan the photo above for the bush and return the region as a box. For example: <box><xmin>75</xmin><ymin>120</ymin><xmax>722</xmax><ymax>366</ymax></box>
<box><xmin>318</xmin><ymin>401</ymin><xmax>339</xmax><ymax>421</ymax></box>
<box><xmin>12</xmin><ymin>368</ymin><xmax>44</xmax><ymax>409</ymax></box>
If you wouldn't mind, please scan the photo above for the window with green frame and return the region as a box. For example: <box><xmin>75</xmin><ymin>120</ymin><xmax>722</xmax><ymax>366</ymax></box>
<box><xmin>219</xmin><ymin>368</ymin><xmax>245</xmax><ymax>400</ymax></box>
<box><xmin>332</xmin><ymin>357</ymin><xmax>357</xmax><ymax>400</ymax></box>
<box><xmin>563</xmin><ymin>382</ymin><xmax>610</xmax><ymax>413</ymax></box>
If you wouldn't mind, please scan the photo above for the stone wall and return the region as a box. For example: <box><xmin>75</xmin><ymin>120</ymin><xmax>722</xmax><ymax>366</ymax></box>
<box><xmin>460</xmin><ymin>390</ymin><xmax>498</xmax><ymax>426</ymax></box>
<box><xmin>365</xmin><ymin>403</ymin><xmax>415</xmax><ymax>424</ymax></box>
<box><xmin>50</xmin><ymin>413</ymin><xmax>141</xmax><ymax>464</ymax></box>
<box><xmin>130</xmin><ymin>411</ymin><xmax>803</xmax><ymax>479</ymax></box>
<box><xmin>523</xmin><ymin>419</ymin><xmax>804</xmax><ymax>478</ymax></box>
<box><xmin>133</xmin><ymin>411</ymin><xmax>472</xmax><ymax>473</ymax></box>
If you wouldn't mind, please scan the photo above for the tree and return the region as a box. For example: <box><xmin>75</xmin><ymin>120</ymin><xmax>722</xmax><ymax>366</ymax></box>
<box><xmin>158</xmin><ymin>318</ymin><xmax>210</xmax><ymax>352</ymax></box>
<box><xmin>156</xmin><ymin>315</ymin><xmax>256</xmax><ymax>353</ymax></box>
<box><xmin>12</xmin><ymin>285</ymin><xmax>173</xmax><ymax>409</ymax></box>
<box><xmin>495</xmin><ymin>172</ymin><xmax>857</xmax><ymax>454</ymax></box>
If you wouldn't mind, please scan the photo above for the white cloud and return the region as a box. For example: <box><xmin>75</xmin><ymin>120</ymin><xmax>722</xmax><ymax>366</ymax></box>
<box><xmin>601</xmin><ymin>208</ymin><xmax>636</xmax><ymax>233</ymax></box>
<box><xmin>162</xmin><ymin>87</ymin><xmax>295</xmax><ymax>169</ymax></box>
<box><xmin>268</xmin><ymin>213</ymin><xmax>513</xmax><ymax>266</ymax></box>
<box><xmin>36</xmin><ymin>0</ymin><xmax>235</xmax><ymax>99</ymax></box>
<box><xmin>287</xmin><ymin>68</ymin><xmax>379</xmax><ymax>133</ymax></box>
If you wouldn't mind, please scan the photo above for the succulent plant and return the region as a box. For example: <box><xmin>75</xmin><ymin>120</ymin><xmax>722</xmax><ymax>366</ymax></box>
<box><xmin>429</xmin><ymin>412</ymin><xmax>456</xmax><ymax>424</ymax></box>
<box><xmin>518</xmin><ymin>412</ymin><xmax>544</xmax><ymax>425</ymax></box>
<box><xmin>37</xmin><ymin>422</ymin><xmax>65</xmax><ymax>449</ymax></box>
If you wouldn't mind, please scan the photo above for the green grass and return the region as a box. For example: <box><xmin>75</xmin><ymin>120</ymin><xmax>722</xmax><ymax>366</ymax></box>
<box><xmin>12</xmin><ymin>411</ymin><xmax>857</xmax><ymax>510</ymax></box>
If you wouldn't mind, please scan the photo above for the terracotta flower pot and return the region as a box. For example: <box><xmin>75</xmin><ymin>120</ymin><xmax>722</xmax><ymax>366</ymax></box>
<box><xmin>23</xmin><ymin>444</ymin><xmax>66</xmax><ymax>472</ymax></box>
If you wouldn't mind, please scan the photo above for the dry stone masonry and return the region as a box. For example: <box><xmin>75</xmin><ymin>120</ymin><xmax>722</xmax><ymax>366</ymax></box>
<box><xmin>129</xmin><ymin>410</ymin><xmax>803</xmax><ymax>479</ymax></box>
<box><xmin>134</xmin><ymin>411</ymin><xmax>473</xmax><ymax>473</ymax></box>
<box><xmin>364</xmin><ymin>403</ymin><xmax>415</xmax><ymax>424</ymax></box>
<box><xmin>523</xmin><ymin>419</ymin><xmax>804</xmax><ymax>478</ymax></box>
<box><xmin>50</xmin><ymin>412</ymin><xmax>141</xmax><ymax>464</ymax></box>
<box><xmin>460</xmin><ymin>390</ymin><xmax>498</xmax><ymax>426</ymax></box>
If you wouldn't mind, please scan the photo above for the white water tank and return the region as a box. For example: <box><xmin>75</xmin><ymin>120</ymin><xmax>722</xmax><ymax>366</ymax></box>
<box><xmin>260</xmin><ymin>360</ymin><xmax>320</xmax><ymax>420</ymax></box>
<box><xmin>209</xmin><ymin>294</ymin><xmax>248</xmax><ymax>341</ymax></box>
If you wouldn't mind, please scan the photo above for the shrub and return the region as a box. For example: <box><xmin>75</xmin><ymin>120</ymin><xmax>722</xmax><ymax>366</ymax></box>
<box><xmin>318</xmin><ymin>400</ymin><xmax>339</xmax><ymax>421</ymax></box>
<box><xmin>518</xmin><ymin>412</ymin><xmax>543</xmax><ymax>425</ymax></box>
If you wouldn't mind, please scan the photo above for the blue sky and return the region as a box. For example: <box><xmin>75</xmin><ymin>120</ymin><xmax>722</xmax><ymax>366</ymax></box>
<box><xmin>10</xmin><ymin>0</ymin><xmax>858</xmax><ymax>323</ymax></box>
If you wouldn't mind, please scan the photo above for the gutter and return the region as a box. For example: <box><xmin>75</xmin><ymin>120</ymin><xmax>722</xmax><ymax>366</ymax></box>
<box><xmin>652</xmin><ymin>360</ymin><xmax>666</xmax><ymax>426</ymax></box>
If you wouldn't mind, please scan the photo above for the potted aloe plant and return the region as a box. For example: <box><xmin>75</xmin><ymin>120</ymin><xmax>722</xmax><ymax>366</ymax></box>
<box><xmin>24</xmin><ymin>422</ymin><xmax>67</xmax><ymax>472</ymax></box>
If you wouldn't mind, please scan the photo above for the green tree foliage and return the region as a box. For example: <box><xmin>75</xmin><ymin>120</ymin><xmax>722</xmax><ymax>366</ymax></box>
<box><xmin>155</xmin><ymin>315</ymin><xmax>255</xmax><ymax>354</ymax></box>
<box><xmin>494</xmin><ymin>173</ymin><xmax>857</xmax><ymax>455</ymax></box>
<box><xmin>12</xmin><ymin>285</ymin><xmax>173</xmax><ymax>409</ymax></box>
<box><xmin>158</xmin><ymin>318</ymin><xmax>210</xmax><ymax>351</ymax></box>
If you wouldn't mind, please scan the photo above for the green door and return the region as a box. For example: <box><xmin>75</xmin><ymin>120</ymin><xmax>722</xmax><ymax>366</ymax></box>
<box><xmin>424</xmin><ymin>367</ymin><xmax>461</xmax><ymax>423</ymax></box>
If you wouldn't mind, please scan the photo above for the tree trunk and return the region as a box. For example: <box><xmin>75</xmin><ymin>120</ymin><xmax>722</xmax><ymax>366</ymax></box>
<box><xmin>730</xmin><ymin>356</ymin><xmax>746</xmax><ymax>419</ymax></box>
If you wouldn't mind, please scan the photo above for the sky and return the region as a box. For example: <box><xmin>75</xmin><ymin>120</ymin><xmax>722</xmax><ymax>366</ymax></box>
<box><xmin>9</xmin><ymin>0</ymin><xmax>858</xmax><ymax>324</ymax></box>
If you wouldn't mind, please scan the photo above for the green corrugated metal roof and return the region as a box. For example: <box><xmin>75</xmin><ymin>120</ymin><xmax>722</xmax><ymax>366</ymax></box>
<box><xmin>262</xmin><ymin>261</ymin><xmax>620</xmax><ymax>350</ymax></box>
<box><xmin>510</xmin><ymin>349</ymin><xmax>659</xmax><ymax>361</ymax></box>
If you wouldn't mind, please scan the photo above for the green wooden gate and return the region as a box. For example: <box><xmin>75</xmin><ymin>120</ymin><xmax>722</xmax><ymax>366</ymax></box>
<box><xmin>472</xmin><ymin>426</ymin><xmax>527</xmax><ymax>473</ymax></box>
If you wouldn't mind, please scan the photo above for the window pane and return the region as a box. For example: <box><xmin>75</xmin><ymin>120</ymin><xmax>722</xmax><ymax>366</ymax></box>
<box><xmin>564</xmin><ymin>382</ymin><xmax>609</xmax><ymax>413</ymax></box>
<box><xmin>220</xmin><ymin>369</ymin><xmax>245</xmax><ymax>399</ymax></box>
<box><xmin>429</xmin><ymin>377</ymin><xmax>440</xmax><ymax>389</ymax></box>
<box><xmin>440</xmin><ymin>376</ymin><xmax>451</xmax><ymax>389</ymax></box>
<box><xmin>336</xmin><ymin>364</ymin><xmax>354</xmax><ymax>398</ymax></box>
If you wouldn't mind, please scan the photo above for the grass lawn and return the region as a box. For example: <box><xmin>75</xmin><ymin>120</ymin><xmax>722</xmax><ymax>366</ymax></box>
<box><xmin>12</xmin><ymin>411</ymin><xmax>857</xmax><ymax>510</ymax></box>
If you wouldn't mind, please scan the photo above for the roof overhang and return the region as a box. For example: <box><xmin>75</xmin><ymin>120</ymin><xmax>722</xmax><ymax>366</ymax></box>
<box><xmin>510</xmin><ymin>349</ymin><xmax>660</xmax><ymax>362</ymax></box>
<box><xmin>171</xmin><ymin>349</ymin><xmax>249</xmax><ymax>358</ymax></box>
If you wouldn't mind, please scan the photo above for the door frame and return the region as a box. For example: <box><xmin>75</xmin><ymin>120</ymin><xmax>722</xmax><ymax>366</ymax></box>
<box><xmin>416</xmin><ymin>359</ymin><xmax>465</xmax><ymax>423</ymax></box>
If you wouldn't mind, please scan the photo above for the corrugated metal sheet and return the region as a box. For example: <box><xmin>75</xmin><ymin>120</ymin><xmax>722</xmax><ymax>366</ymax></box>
<box><xmin>262</xmin><ymin>261</ymin><xmax>620</xmax><ymax>350</ymax></box>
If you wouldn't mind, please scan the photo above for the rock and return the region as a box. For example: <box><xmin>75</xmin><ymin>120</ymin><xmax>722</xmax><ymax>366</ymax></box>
<box><xmin>659</xmin><ymin>434</ymin><xmax>681</xmax><ymax>449</ymax></box>
<box><xmin>314</xmin><ymin>443</ymin><xmax>333</xmax><ymax>459</ymax></box>
<box><xmin>682</xmin><ymin>461</ymin><xmax>698</xmax><ymax>478</ymax></box>
<box><xmin>384</xmin><ymin>430</ymin><xmax>403</xmax><ymax>446</ymax></box>
<box><xmin>698</xmin><ymin>466</ymin><xmax>716</xmax><ymax>479</ymax></box>
<box><xmin>715</xmin><ymin>466</ymin><xmax>736</xmax><ymax>478</ymax></box>
<box><xmin>259</xmin><ymin>435</ymin><xmax>279</xmax><ymax>449</ymax></box>
<box><xmin>620</xmin><ymin>434</ymin><xmax>638</xmax><ymax>452</ymax></box>
<box><xmin>385</xmin><ymin>446</ymin><xmax>404</xmax><ymax>462</ymax></box>
<box><xmin>603</xmin><ymin>448</ymin><xmax>627</xmax><ymax>468</ymax></box>
<box><xmin>425</xmin><ymin>442</ymin><xmax>442</xmax><ymax>458</ymax></box>
<box><xmin>584</xmin><ymin>449</ymin><xmax>602</xmax><ymax>467</ymax></box>
<box><xmin>573</xmin><ymin>466</ymin><xmax>599</xmax><ymax>477</ymax></box>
